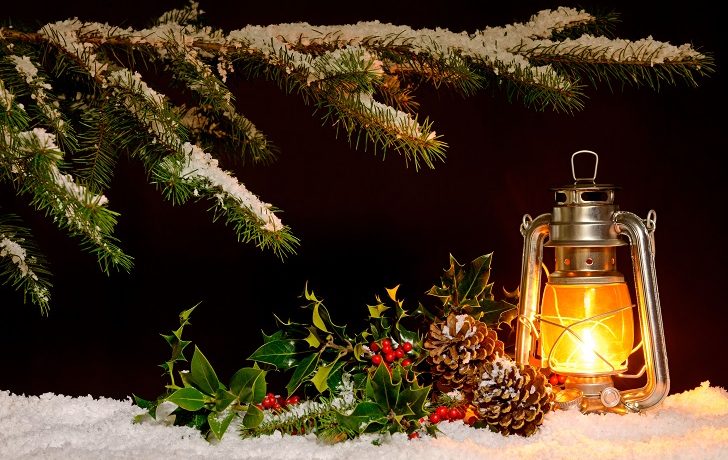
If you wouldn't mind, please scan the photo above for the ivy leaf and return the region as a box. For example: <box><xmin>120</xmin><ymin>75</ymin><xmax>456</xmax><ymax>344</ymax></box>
<box><xmin>166</xmin><ymin>387</ymin><xmax>206</xmax><ymax>411</ymax></box>
<box><xmin>230</xmin><ymin>367</ymin><xmax>267</xmax><ymax>404</ymax></box>
<box><xmin>214</xmin><ymin>388</ymin><xmax>237</xmax><ymax>412</ymax></box>
<box><xmin>248</xmin><ymin>339</ymin><xmax>303</xmax><ymax>370</ymax></box>
<box><xmin>311</xmin><ymin>357</ymin><xmax>339</xmax><ymax>393</ymax></box>
<box><xmin>337</xmin><ymin>401</ymin><xmax>386</xmax><ymax>434</ymax></box>
<box><xmin>242</xmin><ymin>404</ymin><xmax>264</xmax><ymax>429</ymax></box>
<box><xmin>208</xmin><ymin>411</ymin><xmax>235</xmax><ymax>441</ymax></box>
<box><xmin>189</xmin><ymin>346</ymin><xmax>221</xmax><ymax>395</ymax></box>
<box><xmin>286</xmin><ymin>353</ymin><xmax>319</xmax><ymax>396</ymax></box>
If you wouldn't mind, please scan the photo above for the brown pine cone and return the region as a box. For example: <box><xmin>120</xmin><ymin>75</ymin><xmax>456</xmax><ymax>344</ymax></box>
<box><xmin>423</xmin><ymin>313</ymin><xmax>504</xmax><ymax>395</ymax></box>
<box><xmin>473</xmin><ymin>357</ymin><xmax>553</xmax><ymax>437</ymax></box>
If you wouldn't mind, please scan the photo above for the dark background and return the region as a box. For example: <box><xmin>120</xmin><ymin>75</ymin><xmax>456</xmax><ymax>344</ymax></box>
<box><xmin>1</xmin><ymin>1</ymin><xmax>724</xmax><ymax>399</ymax></box>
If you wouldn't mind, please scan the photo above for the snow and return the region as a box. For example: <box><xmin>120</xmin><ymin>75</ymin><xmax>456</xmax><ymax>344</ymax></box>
<box><xmin>1</xmin><ymin>382</ymin><xmax>726</xmax><ymax>459</ymax></box>
<box><xmin>0</xmin><ymin>236</ymin><xmax>35</xmax><ymax>279</ymax></box>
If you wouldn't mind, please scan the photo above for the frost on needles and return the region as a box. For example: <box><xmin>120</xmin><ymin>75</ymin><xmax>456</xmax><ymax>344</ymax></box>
<box><xmin>0</xmin><ymin>2</ymin><xmax>713</xmax><ymax>311</ymax></box>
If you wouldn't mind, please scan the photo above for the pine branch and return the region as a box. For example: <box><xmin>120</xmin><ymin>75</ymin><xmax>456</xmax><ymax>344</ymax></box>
<box><xmin>0</xmin><ymin>213</ymin><xmax>52</xmax><ymax>313</ymax></box>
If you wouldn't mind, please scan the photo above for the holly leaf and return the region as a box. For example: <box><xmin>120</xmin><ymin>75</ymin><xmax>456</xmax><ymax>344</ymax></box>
<box><xmin>385</xmin><ymin>285</ymin><xmax>400</xmax><ymax>302</ymax></box>
<box><xmin>208</xmin><ymin>411</ymin><xmax>235</xmax><ymax>440</ymax></box>
<box><xmin>261</xmin><ymin>329</ymin><xmax>284</xmax><ymax>343</ymax></box>
<box><xmin>188</xmin><ymin>346</ymin><xmax>220</xmax><ymax>395</ymax></box>
<box><xmin>242</xmin><ymin>404</ymin><xmax>264</xmax><ymax>429</ymax></box>
<box><xmin>476</xmin><ymin>299</ymin><xmax>518</xmax><ymax>327</ymax></box>
<box><xmin>166</xmin><ymin>387</ymin><xmax>206</xmax><ymax>411</ymax></box>
<box><xmin>214</xmin><ymin>388</ymin><xmax>237</xmax><ymax>412</ymax></box>
<box><xmin>248</xmin><ymin>339</ymin><xmax>304</xmax><ymax>370</ymax></box>
<box><xmin>337</xmin><ymin>401</ymin><xmax>387</xmax><ymax>433</ymax></box>
<box><xmin>230</xmin><ymin>367</ymin><xmax>267</xmax><ymax>404</ymax></box>
<box><xmin>396</xmin><ymin>384</ymin><xmax>431</xmax><ymax>419</ymax></box>
<box><xmin>325</xmin><ymin>360</ymin><xmax>347</xmax><ymax>392</ymax></box>
<box><xmin>286</xmin><ymin>352</ymin><xmax>319</xmax><ymax>396</ymax></box>
<box><xmin>311</xmin><ymin>357</ymin><xmax>339</xmax><ymax>393</ymax></box>
<box><xmin>366</xmin><ymin>363</ymin><xmax>401</xmax><ymax>411</ymax></box>
<box><xmin>428</xmin><ymin>253</ymin><xmax>494</xmax><ymax>312</ymax></box>
<box><xmin>304</xmin><ymin>326</ymin><xmax>321</xmax><ymax>348</ymax></box>
<box><xmin>367</xmin><ymin>302</ymin><xmax>389</xmax><ymax>319</ymax></box>
<box><xmin>132</xmin><ymin>394</ymin><xmax>154</xmax><ymax>410</ymax></box>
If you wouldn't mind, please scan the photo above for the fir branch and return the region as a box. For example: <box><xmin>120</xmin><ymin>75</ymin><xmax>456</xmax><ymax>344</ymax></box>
<box><xmin>0</xmin><ymin>213</ymin><xmax>52</xmax><ymax>313</ymax></box>
<box><xmin>73</xmin><ymin>102</ymin><xmax>122</xmax><ymax>191</ymax></box>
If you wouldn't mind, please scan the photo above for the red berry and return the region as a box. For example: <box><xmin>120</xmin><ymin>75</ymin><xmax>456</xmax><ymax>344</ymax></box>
<box><xmin>382</xmin><ymin>338</ymin><xmax>392</xmax><ymax>348</ymax></box>
<box><xmin>255</xmin><ymin>403</ymin><xmax>264</xmax><ymax>410</ymax></box>
<box><xmin>382</xmin><ymin>344</ymin><xmax>392</xmax><ymax>354</ymax></box>
<box><xmin>384</xmin><ymin>352</ymin><xmax>395</xmax><ymax>363</ymax></box>
<box><xmin>558</xmin><ymin>374</ymin><xmax>567</xmax><ymax>384</ymax></box>
<box><xmin>273</xmin><ymin>402</ymin><xmax>281</xmax><ymax>411</ymax></box>
<box><xmin>370</xmin><ymin>341</ymin><xmax>380</xmax><ymax>352</ymax></box>
<box><xmin>267</xmin><ymin>392</ymin><xmax>275</xmax><ymax>399</ymax></box>
<box><xmin>401</xmin><ymin>358</ymin><xmax>412</xmax><ymax>367</ymax></box>
<box><xmin>549</xmin><ymin>374</ymin><xmax>559</xmax><ymax>386</ymax></box>
<box><xmin>262</xmin><ymin>398</ymin><xmax>272</xmax><ymax>409</ymax></box>
<box><xmin>429</xmin><ymin>414</ymin><xmax>441</xmax><ymax>424</ymax></box>
<box><xmin>408</xmin><ymin>432</ymin><xmax>420</xmax><ymax>439</ymax></box>
<box><xmin>448</xmin><ymin>408</ymin><xmax>462</xmax><ymax>420</ymax></box>
<box><xmin>287</xmin><ymin>395</ymin><xmax>300</xmax><ymax>405</ymax></box>
<box><xmin>371</xmin><ymin>354</ymin><xmax>382</xmax><ymax>365</ymax></box>
<box><xmin>436</xmin><ymin>406</ymin><xmax>448</xmax><ymax>418</ymax></box>
<box><xmin>402</xmin><ymin>342</ymin><xmax>413</xmax><ymax>352</ymax></box>
<box><xmin>394</xmin><ymin>348</ymin><xmax>405</xmax><ymax>359</ymax></box>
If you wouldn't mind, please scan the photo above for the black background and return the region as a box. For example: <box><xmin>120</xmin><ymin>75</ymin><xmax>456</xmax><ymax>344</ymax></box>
<box><xmin>1</xmin><ymin>1</ymin><xmax>724</xmax><ymax>399</ymax></box>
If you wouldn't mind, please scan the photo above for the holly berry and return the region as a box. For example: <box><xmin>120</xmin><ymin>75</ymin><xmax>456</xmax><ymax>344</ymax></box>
<box><xmin>287</xmin><ymin>395</ymin><xmax>300</xmax><ymax>405</ymax></box>
<box><xmin>381</xmin><ymin>338</ymin><xmax>392</xmax><ymax>348</ymax></box>
<box><xmin>369</xmin><ymin>341</ymin><xmax>380</xmax><ymax>352</ymax></box>
<box><xmin>384</xmin><ymin>352</ymin><xmax>395</xmax><ymax>363</ymax></box>
<box><xmin>401</xmin><ymin>358</ymin><xmax>412</xmax><ymax>367</ymax></box>
<box><xmin>549</xmin><ymin>374</ymin><xmax>560</xmax><ymax>386</ymax></box>
<box><xmin>408</xmin><ymin>432</ymin><xmax>420</xmax><ymax>440</ymax></box>
<box><xmin>448</xmin><ymin>408</ymin><xmax>462</xmax><ymax>421</ymax></box>
<box><xmin>382</xmin><ymin>344</ymin><xmax>393</xmax><ymax>354</ymax></box>
<box><xmin>394</xmin><ymin>348</ymin><xmax>405</xmax><ymax>359</ymax></box>
<box><xmin>429</xmin><ymin>414</ymin><xmax>441</xmax><ymax>424</ymax></box>
<box><xmin>402</xmin><ymin>342</ymin><xmax>413</xmax><ymax>352</ymax></box>
<box><xmin>371</xmin><ymin>354</ymin><xmax>382</xmax><ymax>365</ymax></box>
<box><xmin>558</xmin><ymin>374</ymin><xmax>567</xmax><ymax>384</ymax></box>
<box><xmin>436</xmin><ymin>406</ymin><xmax>449</xmax><ymax>418</ymax></box>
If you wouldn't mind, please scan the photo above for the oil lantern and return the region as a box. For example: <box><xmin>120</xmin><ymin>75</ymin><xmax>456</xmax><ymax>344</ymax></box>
<box><xmin>515</xmin><ymin>150</ymin><xmax>669</xmax><ymax>414</ymax></box>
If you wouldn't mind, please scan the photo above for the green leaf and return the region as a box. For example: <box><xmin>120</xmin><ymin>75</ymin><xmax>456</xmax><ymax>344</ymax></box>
<box><xmin>179</xmin><ymin>303</ymin><xmax>199</xmax><ymax>324</ymax></box>
<box><xmin>132</xmin><ymin>394</ymin><xmax>154</xmax><ymax>410</ymax></box>
<box><xmin>304</xmin><ymin>326</ymin><xmax>321</xmax><ymax>348</ymax></box>
<box><xmin>367</xmin><ymin>302</ymin><xmax>389</xmax><ymax>318</ymax></box>
<box><xmin>312</xmin><ymin>301</ymin><xmax>329</xmax><ymax>333</ymax></box>
<box><xmin>214</xmin><ymin>388</ymin><xmax>237</xmax><ymax>412</ymax></box>
<box><xmin>326</xmin><ymin>361</ymin><xmax>347</xmax><ymax>392</ymax></box>
<box><xmin>366</xmin><ymin>363</ymin><xmax>401</xmax><ymax>411</ymax></box>
<box><xmin>458</xmin><ymin>253</ymin><xmax>492</xmax><ymax>303</ymax></box>
<box><xmin>261</xmin><ymin>329</ymin><xmax>284</xmax><ymax>343</ymax></box>
<box><xmin>477</xmin><ymin>299</ymin><xmax>518</xmax><ymax>327</ymax></box>
<box><xmin>397</xmin><ymin>385</ymin><xmax>431</xmax><ymax>418</ymax></box>
<box><xmin>303</xmin><ymin>282</ymin><xmax>320</xmax><ymax>302</ymax></box>
<box><xmin>166</xmin><ymin>387</ymin><xmax>206</xmax><ymax>411</ymax></box>
<box><xmin>311</xmin><ymin>357</ymin><xmax>339</xmax><ymax>393</ymax></box>
<box><xmin>248</xmin><ymin>339</ymin><xmax>303</xmax><ymax>370</ymax></box>
<box><xmin>230</xmin><ymin>367</ymin><xmax>267</xmax><ymax>403</ymax></box>
<box><xmin>242</xmin><ymin>404</ymin><xmax>264</xmax><ymax>428</ymax></box>
<box><xmin>286</xmin><ymin>353</ymin><xmax>319</xmax><ymax>396</ymax></box>
<box><xmin>337</xmin><ymin>401</ymin><xmax>387</xmax><ymax>433</ymax></box>
<box><xmin>189</xmin><ymin>346</ymin><xmax>221</xmax><ymax>395</ymax></box>
<box><xmin>208</xmin><ymin>411</ymin><xmax>236</xmax><ymax>441</ymax></box>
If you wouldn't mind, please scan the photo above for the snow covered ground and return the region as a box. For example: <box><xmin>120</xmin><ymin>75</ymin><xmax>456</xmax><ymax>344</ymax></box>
<box><xmin>2</xmin><ymin>382</ymin><xmax>728</xmax><ymax>460</ymax></box>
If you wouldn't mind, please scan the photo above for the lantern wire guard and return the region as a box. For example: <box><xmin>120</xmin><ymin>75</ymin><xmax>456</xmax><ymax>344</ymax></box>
<box><xmin>515</xmin><ymin>151</ymin><xmax>670</xmax><ymax>414</ymax></box>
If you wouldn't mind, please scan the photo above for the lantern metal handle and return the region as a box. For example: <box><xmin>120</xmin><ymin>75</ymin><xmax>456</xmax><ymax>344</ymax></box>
<box><xmin>571</xmin><ymin>150</ymin><xmax>599</xmax><ymax>183</ymax></box>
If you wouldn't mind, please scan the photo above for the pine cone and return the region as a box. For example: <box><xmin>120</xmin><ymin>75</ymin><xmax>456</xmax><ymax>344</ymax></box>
<box><xmin>423</xmin><ymin>313</ymin><xmax>504</xmax><ymax>395</ymax></box>
<box><xmin>473</xmin><ymin>357</ymin><xmax>553</xmax><ymax>437</ymax></box>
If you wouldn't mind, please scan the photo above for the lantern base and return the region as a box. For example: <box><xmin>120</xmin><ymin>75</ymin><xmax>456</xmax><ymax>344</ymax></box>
<box><xmin>564</xmin><ymin>375</ymin><xmax>632</xmax><ymax>414</ymax></box>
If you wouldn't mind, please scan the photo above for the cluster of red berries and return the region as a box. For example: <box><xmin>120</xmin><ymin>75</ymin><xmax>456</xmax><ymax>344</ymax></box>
<box><xmin>427</xmin><ymin>405</ymin><xmax>478</xmax><ymax>425</ymax></box>
<box><xmin>257</xmin><ymin>392</ymin><xmax>300</xmax><ymax>412</ymax></box>
<box><xmin>548</xmin><ymin>372</ymin><xmax>567</xmax><ymax>386</ymax></box>
<box><xmin>369</xmin><ymin>338</ymin><xmax>414</xmax><ymax>367</ymax></box>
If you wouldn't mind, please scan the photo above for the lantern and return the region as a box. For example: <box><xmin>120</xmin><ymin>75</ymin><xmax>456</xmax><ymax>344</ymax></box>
<box><xmin>515</xmin><ymin>151</ymin><xmax>669</xmax><ymax>414</ymax></box>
